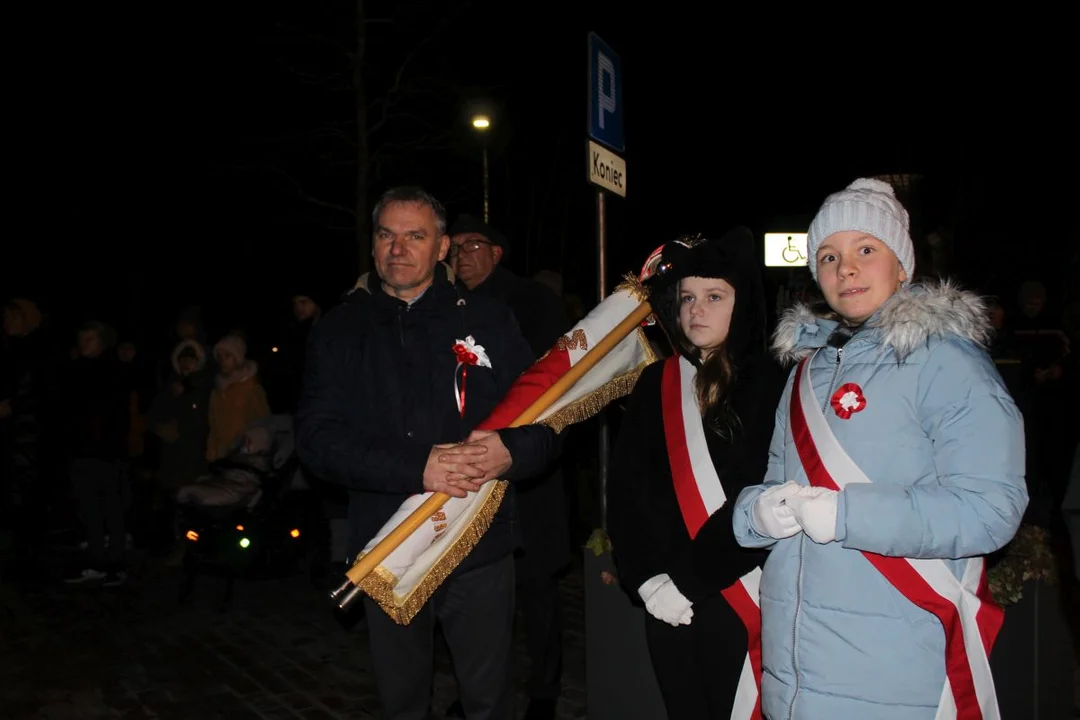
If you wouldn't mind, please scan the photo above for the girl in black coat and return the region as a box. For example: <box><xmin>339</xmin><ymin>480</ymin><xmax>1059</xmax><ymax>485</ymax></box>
<box><xmin>606</xmin><ymin>228</ymin><xmax>786</xmax><ymax>720</ymax></box>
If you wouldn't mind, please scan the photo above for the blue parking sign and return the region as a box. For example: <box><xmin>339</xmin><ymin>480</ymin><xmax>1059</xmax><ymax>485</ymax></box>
<box><xmin>588</xmin><ymin>32</ymin><xmax>624</xmax><ymax>152</ymax></box>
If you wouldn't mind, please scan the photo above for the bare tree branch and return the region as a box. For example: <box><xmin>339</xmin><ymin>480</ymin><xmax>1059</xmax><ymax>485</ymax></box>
<box><xmin>274</xmin><ymin>22</ymin><xmax>355</xmax><ymax>61</ymax></box>
<box><xmin>313</xmin><ymin>125</ymin><xmax>358</xmax><ymax>148</ymax></box>
<box><xmin>367</xmin><ymin>130</ymin><xmax>461</xmax><ymax>164</ymax></box>
<box><xmin>248</xmin><ymin>2</ymin><xmax>485</xmax><ymax>274</ymax></box>
<box><xmin>230</xmin><ymin>165</ymin><xmax>357</xmax><ymax>217</ymax></box>
<box><xmin>277</xmin><ymin>212</ymin><xmax>355</xmax><ymax>234</ymax></box>
<box><xmin>366</xmin><ymin>14</ymin><xmax>460</xmax><ymax>140</ymax></box>
<box><xmin>368</xmin><ymin>111</ymin><xmax>443</xmax><ymax>137</ymax></box>
<box><xmin>277</xmin><ymin>58</ymin><xmax>351</xmax><ymax>89</ymax></box>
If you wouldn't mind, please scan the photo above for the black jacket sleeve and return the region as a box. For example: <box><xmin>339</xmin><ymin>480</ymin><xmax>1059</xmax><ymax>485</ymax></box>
<box><xmin>606</xmin><ymin>356</ymin><xmax>787</xmax><ymax>605</ymax></box>
<box><xmin>295</xmin><ymin>312</ymin><xmax>428</xmax><ymax>495</ymax></box>
<box><xmin>605</xmin><ymin>362</ymin><xmax>672</xmax><ymax>599</ymax></box>
<box><xmin>668</xmin><ymin>356</ymin><xmax>786</xmax><ymax>600</ymax></box>
<box><xmin>499</xmin><ymin>424</ymin><xmax>564</xmax><ymax>482</ymax></box>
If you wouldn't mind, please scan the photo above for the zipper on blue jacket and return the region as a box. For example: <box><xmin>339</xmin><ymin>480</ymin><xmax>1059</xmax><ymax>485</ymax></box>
<box><xmin>788</xmin><ymin>533</ymin><xmax>805</xmax><ymax>720</ymax></box>
<box><xmin>789</xmin><ymin>344</ymin><xmax>845</xmax><ymax>720</ymax></box>
<box><xmin>824</xmin><ymin>347</ymin><xmax>844</xmax><ymax>414</ymax></box>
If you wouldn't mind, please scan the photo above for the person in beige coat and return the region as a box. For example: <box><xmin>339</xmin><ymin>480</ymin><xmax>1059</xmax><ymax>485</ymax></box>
<box><xmin>206</xmin><ymin>335</ymin><xmax>270</xmax><ymax>461</ymax></box>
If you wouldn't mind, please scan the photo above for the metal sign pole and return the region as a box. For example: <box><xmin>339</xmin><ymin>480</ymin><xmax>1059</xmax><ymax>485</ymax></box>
<box><xmin>596</xmin><ymin>189</ymin><xmax>609</xmax><ymax>530</ymax></box>
<box><xmin>587</xmin><ymin>31</ymin><xmax>622</xmax><ymax>533</ymax></box>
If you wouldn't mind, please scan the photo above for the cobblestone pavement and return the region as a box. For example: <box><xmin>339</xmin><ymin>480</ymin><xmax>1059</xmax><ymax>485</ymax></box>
<box><xmin>0</xmin><ymin>547</ymin><xmax>587</xmax><ymax>720</ymax></box>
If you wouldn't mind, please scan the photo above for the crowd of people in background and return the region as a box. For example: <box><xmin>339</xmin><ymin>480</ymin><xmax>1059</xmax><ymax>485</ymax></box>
<box><xmin>1</xmin><ymin>186</ymin><xmax>1078</xmax><ymax>719</ymax></box>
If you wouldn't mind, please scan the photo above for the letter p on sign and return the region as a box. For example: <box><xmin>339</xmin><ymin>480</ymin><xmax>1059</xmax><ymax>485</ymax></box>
<box><xmin>587</xmin><ymin>32</ymin><xmax>623</xmax><ymax>151</ymax></box>
<box><xmin>597</xmin><ymin>52</ymin><xmax>616</xmax><ymax>129</ymax></box>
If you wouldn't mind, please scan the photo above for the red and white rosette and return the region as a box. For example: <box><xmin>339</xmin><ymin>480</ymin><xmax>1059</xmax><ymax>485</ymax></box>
<box><xmin>452</xmin><ymin>335</ymin><xmax>491</xmax><ymax>417</ymax></box>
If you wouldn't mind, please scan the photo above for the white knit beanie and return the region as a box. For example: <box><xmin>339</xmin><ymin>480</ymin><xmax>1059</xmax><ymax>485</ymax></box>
<box><xmin>213</xmin><ymin>335</ymin><xmax>247</xmax><ymax>363</ymax></box>
<box><xmin>807</xmin><ymin>178</ymin><xmax>915</xmax><ymax>283</ymax></box>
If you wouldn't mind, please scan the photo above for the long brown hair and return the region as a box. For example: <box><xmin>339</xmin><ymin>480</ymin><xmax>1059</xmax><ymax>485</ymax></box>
<box><xmin>671</xmin><ymin>325</ymin><xmax>741</xmax><ymax>440</ymax></box>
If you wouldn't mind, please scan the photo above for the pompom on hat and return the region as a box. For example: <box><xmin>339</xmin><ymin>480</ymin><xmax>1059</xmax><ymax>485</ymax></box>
<box><xmin>807</xmin><ymin>177</ymin><xmax>915</xmax><ymax>283</ymax></box>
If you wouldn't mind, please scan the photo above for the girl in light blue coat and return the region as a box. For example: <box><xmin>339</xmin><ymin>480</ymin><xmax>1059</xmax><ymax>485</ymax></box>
<box><xmin>732</xmin><ymin>178</ymin><xmax>1028</xmax><ymax>720</ymax></box>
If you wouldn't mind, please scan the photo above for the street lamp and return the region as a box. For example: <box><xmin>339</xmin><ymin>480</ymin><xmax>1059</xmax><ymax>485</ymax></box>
<box><xmin>471</xmin><ymin>114</ymin><xmax>491</xmax><ymax>222</ymax></box>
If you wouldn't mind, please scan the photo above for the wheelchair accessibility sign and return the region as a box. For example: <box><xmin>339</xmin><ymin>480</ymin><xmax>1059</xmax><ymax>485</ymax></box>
<box><xmin>764</xmin><ymin>233</ymin><xmax>809</xmax><ymax>267</ymax></box>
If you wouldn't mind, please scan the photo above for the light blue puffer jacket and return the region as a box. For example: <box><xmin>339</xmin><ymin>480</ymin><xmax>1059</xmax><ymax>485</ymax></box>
<box><xmin>733</xmin><ymin>281</ymin><xmax>1028</xmax><ymax>720</ymax></box>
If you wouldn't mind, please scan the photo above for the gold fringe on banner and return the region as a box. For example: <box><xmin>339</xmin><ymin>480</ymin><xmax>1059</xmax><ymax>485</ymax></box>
<box><xmin>540</xmin><ymin>330</ymin><xmax>658</xmax><ymax>434</ymax></box>
<box><xmin>357</xmin><ymin>480</ymin><xmax>509</xmax><ymax>625</ymax></box>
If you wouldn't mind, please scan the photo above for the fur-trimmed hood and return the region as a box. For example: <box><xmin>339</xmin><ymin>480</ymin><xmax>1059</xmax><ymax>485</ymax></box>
<box><xmin>170</xmin><ymin>338</ymin><xmax>207</xmax><ymax>375</ymax></box>
<box><xmin>772</xmin><ymin>279</ymin><xmax>992</xmax><ymax>365</ymax></box>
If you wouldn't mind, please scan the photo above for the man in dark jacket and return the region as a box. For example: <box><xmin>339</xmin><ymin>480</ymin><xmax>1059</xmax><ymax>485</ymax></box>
<box><xmin>296</xmin><ymin>187</ymin><xmax>555</xmax><ymax>720</ymax></box>
<box><xmin>62</xmin><ymin>321</ymin><xmax>132</xmax><ymax>587</ymax></box>
<box><xmin>448</xmin><ymin>214</ymin><xmax>571</xmax><ymax>720</ymax></box>
<box><xmin>1</xmin><ymin>297</ymin><xmax>52</xmax><ymax>582</ymax></box>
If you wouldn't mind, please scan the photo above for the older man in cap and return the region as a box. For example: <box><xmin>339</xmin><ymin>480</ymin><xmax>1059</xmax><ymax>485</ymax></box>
<box><xmin>447</xmin><ymin>214</ymin><xmax>572</xmax><ymax>720</ymax></box>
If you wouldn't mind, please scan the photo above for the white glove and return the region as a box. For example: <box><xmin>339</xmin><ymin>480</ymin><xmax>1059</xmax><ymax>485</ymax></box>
<box><xmin>638</xmin><ymin>574</ymin><xmax>693</xmax><ymax>627</ymax></box>
<box><xmin>786</xmin><ymin>485</ymin><xmax>840</xmax><ymax>544</ymax></box>
<box><xmin>751</xmin><ymin>481</ymin><xmax>803</xmax><ymax>539</ymax></box>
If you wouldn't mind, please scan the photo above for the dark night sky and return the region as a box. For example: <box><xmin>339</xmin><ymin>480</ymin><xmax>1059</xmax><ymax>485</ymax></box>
<box><xmin>7</xmin><ymin>2</ymin><xmax>1076</xmax><ymax>352</ymax></box>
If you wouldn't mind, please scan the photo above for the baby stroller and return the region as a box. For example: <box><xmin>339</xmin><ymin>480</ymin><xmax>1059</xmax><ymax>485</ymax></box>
<box><xmin>175</xmin><ymin>414</ymin><xmax>313</xmax><ymax>609</ymax></box>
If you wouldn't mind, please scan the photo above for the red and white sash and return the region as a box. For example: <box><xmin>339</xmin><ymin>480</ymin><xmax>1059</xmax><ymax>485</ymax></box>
<box><xmin>789</xmin><ymin>352</ymin><xmax>1004</xmax><ymax>720</ymax></box>
<box><xmin>721</xmin><ymin>566</ymin><xmax>763</xmax><ymax>720</ymax></box>
<box><xmin>662</xmin><ymin>355</ymin><xmax>728</xmax><ymax>539</ymax></box>
<box><xmin>661</xmin><ymin>354</ymin><xmax>762</xmax><ymax>720</ymax></box>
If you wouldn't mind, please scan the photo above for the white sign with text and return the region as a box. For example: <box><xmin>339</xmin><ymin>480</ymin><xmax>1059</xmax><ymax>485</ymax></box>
<box><xmin>587</xmin><ymin>140</ymin><xmax>626</xmax><ymax>197</ymax></box>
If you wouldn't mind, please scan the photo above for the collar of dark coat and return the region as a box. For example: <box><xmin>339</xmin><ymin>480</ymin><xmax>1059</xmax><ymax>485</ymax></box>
<box><xmin>471</xmin><ymin>264</ymin><xmax>519</xmax><ymax>298</ymax></box>
<box><xmin>771</xmin><ymin>279</ymin><xmax>992</xmax><ymax>365</ymax></box>
<box><xmin>348</xmin><ymin>262</ymin><xmax>460</xmax><ymax>305</ymax></box>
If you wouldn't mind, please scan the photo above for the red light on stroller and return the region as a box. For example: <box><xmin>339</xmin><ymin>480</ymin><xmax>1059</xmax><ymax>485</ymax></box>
<box><xmin>290</xmin><ymin>529</ymin><xmax>301</xmax><ymax>538</ymax></box>
<box><xmin>186</xmin><ymin>530</ymin><xmax>199</xmax><ymax>541</ymax></box>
